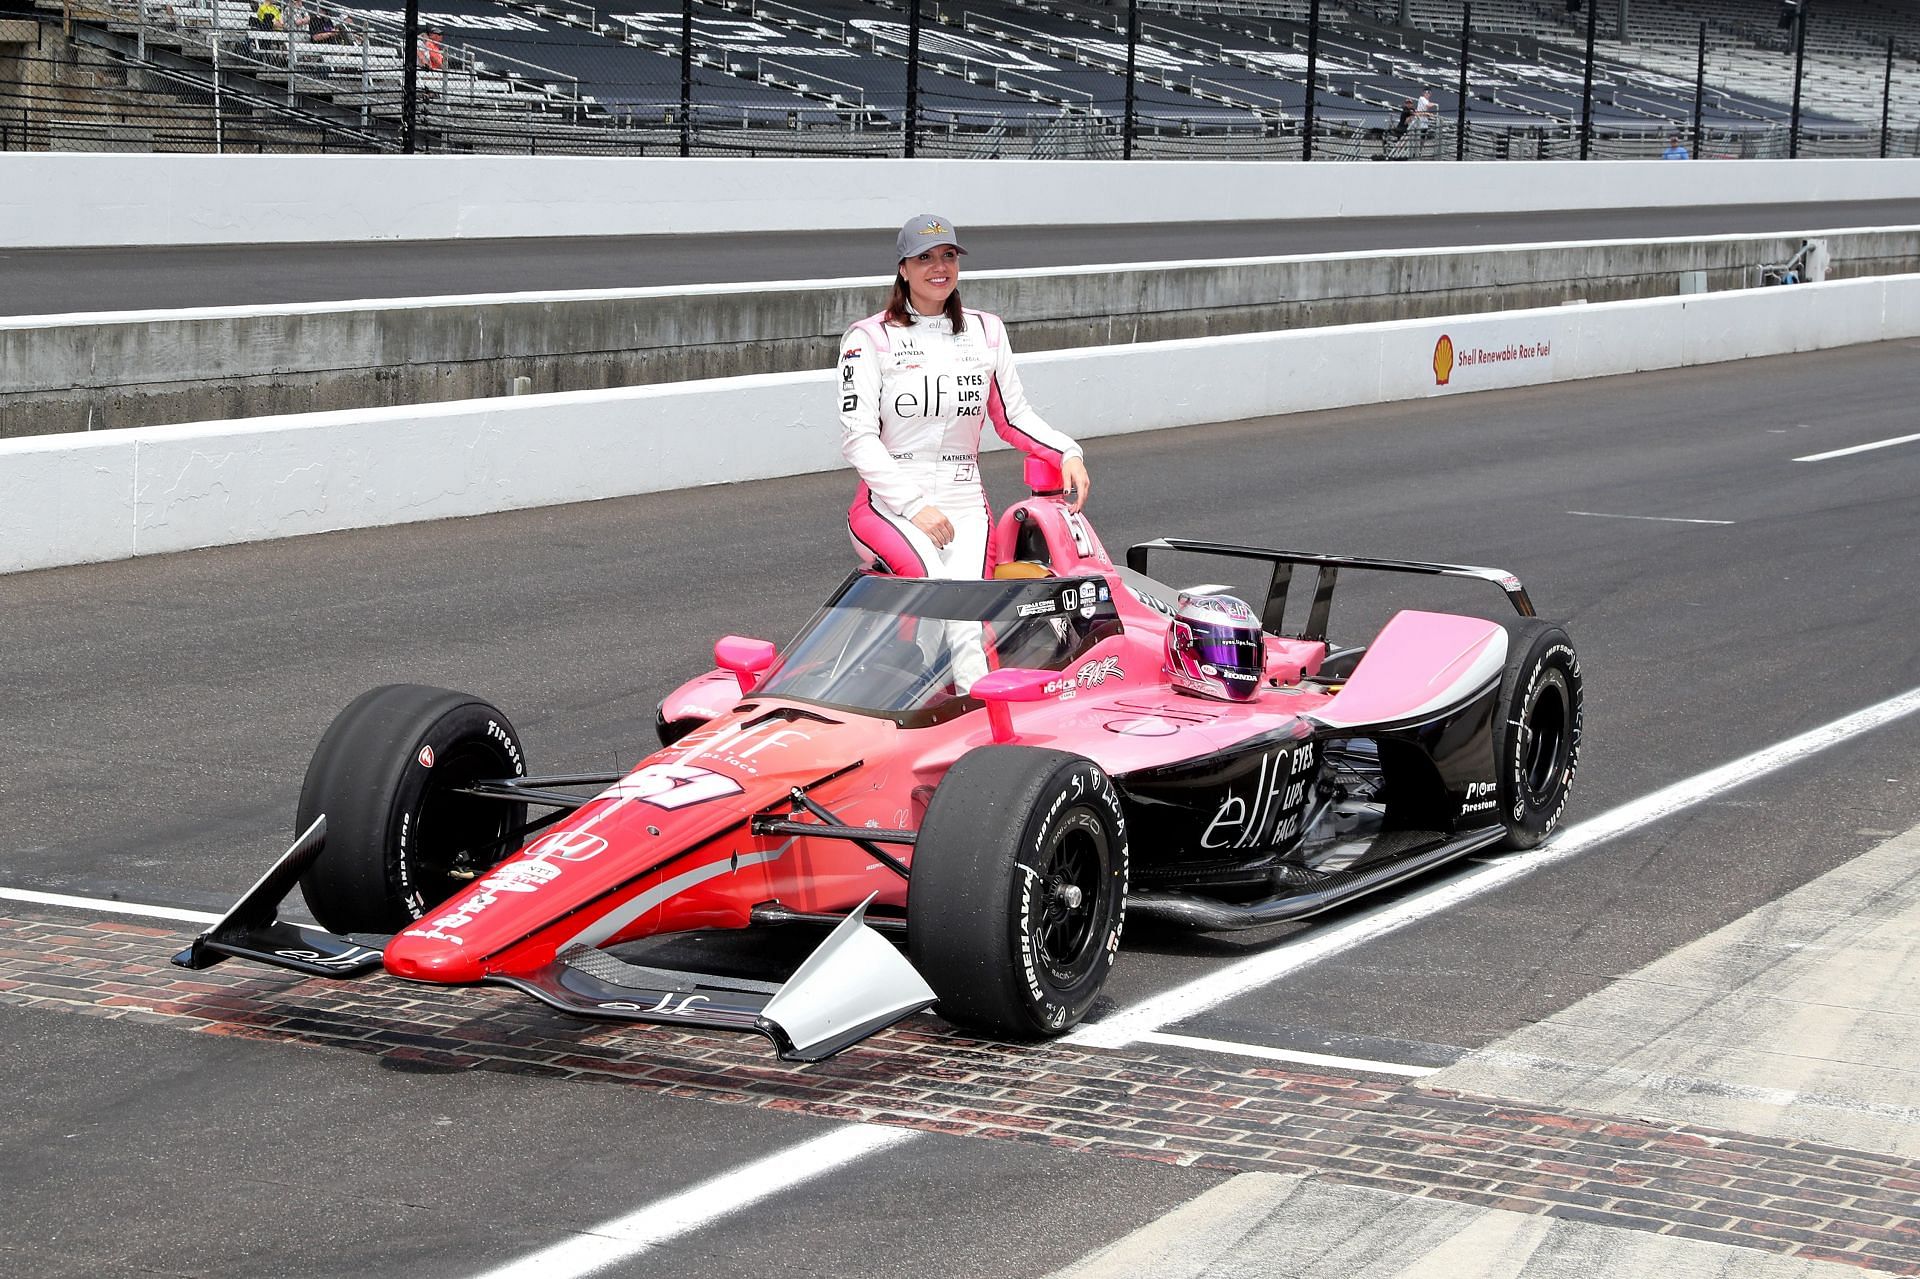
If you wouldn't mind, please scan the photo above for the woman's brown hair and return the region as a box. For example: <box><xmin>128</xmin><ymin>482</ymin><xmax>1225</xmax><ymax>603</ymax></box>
<box><xmin>885</xmin><ymin>270</ymin><xmax>967</xmax><ymax>332</ymax></box>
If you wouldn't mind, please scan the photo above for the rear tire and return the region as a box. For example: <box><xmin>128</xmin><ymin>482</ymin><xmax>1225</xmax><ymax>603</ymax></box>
<box><xmin>1493</xmin><ymin>621</ymin><xmax>1582</xmax><ymax>851</ymax></box>
<box><xmin>296</xmin><ymin>684</ymin><xmax>528</xmax><ymax>934</ymax></box>
<box><xmin>908</xmin><ymin>747</ymin><xmax>1129</xmax><ymax>1038</ymax></box>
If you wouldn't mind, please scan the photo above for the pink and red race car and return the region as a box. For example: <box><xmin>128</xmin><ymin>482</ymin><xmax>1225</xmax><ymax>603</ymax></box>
<box><xmin>179</xmin><ymin>463</ymin><xmax>1582</xmax><ymax>1061</ymax></box>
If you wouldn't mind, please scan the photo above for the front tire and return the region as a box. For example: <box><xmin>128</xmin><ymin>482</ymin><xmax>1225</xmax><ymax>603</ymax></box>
<box><xmin>908</xmin><ymin>748</ymin><xmax>1129</xmax><ymax>1038</ymax></box>
<box><xmin>296</xmin><ymin>684</ymin><xmax>529</xmax><ymax>934</ymax></box>
<box><xmin>1493</xmin><ymin>621</ymin><xmax>1582</xmax><ymax>851</ymax></box>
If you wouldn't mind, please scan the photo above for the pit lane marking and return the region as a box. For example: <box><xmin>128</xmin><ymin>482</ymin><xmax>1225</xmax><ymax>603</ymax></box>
<box><xmin>1068</xmin><ymin>681</ymin><xmax>1920</xmax><ymax>1051</ymax></box>
<box><xmin>1135</xmin><ymin>1031</ymin><xmax>1438</xmax><ymax>1078</ymax></box>
<box><xmin>1794</xmin><ymin>431</ymin><xmax>1920</xmax><ymax>462</ymax></box>
<box><xmin>1565</xmin><ymin>510</ymin><xmax>1736</xmax><ymax>525</ymax></box>
<box><xmin>0</xmin><ymin>885</ymin><xmax>218</xmax><ymax>925</ymax></box>
<box><xmin>466</xmin><ymin>1123</ymin><xmax>916</xmax><ymax>1279</ymax></box>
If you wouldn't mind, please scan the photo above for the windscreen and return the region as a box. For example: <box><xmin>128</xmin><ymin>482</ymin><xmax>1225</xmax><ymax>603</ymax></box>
<box><xmin>757</xmin><ymin>573</ymin><xmax>1123</xmax><ymax>726</ymax></box>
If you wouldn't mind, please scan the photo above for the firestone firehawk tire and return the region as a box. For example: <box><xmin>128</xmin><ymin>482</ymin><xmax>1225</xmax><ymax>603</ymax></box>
<box><xmin>1493</xmin><ymin>620</ymin><xmax>1583</xmax><ymax>851</ymax></box>
<box><xmin>908</xmin><ymin>746</ymin><xmax>1129</xmax><ymax>1038</ymax></box>
<box><xmin>296</xmin><ymin>684</ymin><xmax>529</xmax><ymax>935</ymax></box>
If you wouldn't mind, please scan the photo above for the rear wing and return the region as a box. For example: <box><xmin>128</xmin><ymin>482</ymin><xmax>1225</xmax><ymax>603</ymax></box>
<box><xmin>1125</xmin><ymin>537</ymin><xmax>1535</xmax><ymax>643</ymax></box>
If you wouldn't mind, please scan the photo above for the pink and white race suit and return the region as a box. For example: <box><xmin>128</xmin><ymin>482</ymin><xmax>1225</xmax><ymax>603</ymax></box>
<box><xmin>838</xmin><ymin>306</ymin><xmax>1081</xmax><ymax>581</ymax></box>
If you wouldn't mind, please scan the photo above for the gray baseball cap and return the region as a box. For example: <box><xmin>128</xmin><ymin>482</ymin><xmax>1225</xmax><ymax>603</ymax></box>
<box><xmin>895</xmin><ymin>213</ymin><xmax>968</xmax><ymax>262</ymax></box>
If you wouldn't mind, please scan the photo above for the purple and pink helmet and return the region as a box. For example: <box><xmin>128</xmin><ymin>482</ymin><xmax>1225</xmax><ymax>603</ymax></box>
<box><xmin>1165</xmin><ymin>592</ymin><xmax>1265</xmax><ymax>702</ymax></box>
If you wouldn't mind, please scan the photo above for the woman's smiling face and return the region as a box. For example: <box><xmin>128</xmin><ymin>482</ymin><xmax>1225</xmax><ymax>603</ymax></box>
<box><xmin>900</xmin><ymin>245</ymin><xmax>962</xmax><ymax>311</ymax></box>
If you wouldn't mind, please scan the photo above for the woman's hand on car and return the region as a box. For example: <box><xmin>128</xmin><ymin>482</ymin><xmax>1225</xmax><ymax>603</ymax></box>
<box><xmin>1062</xmin><ymin>456</ymin><xmax>1092</xmax><ymax>513</ymax></box>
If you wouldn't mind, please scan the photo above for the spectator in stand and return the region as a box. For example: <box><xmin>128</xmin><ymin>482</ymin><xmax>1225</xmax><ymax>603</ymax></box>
<box><xmin>308</xmin><ymin>8</ymin><xmax>343</xmax><ymax>42</ymax></box>
<box><xmin>1414</xmin><ymin>87</ymin><xmax>1436</xmax><ymax>155</ymax></box>
<box><xmin>248</xmin><ymin>0</ymin><xmax>283</xmax><ymax>30</ymax></box>
<box><xmin>1663</xmin><ymin>134</ymin><xmax>1691</xmax><ymax>159</ymax></box>
<box><xmin>418</xmin><ymin>26</ymin><xmax>445</xmax><ymax>72</ymax></box>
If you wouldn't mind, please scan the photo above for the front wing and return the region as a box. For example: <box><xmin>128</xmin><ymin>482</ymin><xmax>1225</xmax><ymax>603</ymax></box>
<box><xmin>173</xmin><ymin>817</ymin><xmax>935</xmax><ymax>1062</ymax></box>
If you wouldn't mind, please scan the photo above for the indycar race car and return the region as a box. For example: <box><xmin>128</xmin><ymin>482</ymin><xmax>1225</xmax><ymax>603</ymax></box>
<box><xmin>178</xmin><ymin>459</ymin><xmax>1582</xmax><ymax>1061</ymax></box>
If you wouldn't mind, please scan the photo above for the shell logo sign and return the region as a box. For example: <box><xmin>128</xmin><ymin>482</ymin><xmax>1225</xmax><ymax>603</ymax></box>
<box><xmin>1433</xmin><ymin>334</ymin><xmax>1455</xmax><ymax>386</ymax></box>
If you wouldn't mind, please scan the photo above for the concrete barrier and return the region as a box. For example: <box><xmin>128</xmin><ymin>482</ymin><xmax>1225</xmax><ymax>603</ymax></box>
<box><xmin>5</xmin><ymin>153</ymin><xmax>1920</xmax><ymax>248</ymax></box>
<box><xmin>4</xmin><ymin>273</ymin><xmax>1916</xmax><ymax>575</ymax></box>
<box><xmin>10</xmin><ymin>228</ymin><xmax>1917</xmax><ymax>437</ymax></box>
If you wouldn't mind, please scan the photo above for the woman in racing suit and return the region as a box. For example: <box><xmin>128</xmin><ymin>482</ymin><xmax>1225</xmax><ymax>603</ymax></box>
<box><xmin>838</xmin><ymin>213</ymin><xmax>1091</xmax><ymax>582</ymax></box>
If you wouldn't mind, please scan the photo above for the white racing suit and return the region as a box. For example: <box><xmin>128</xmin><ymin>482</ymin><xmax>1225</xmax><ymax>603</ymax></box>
<box><xmin>838</xmin><ymin>305</ymin><xmax>1082</xmax><ymax>690</ymax></box>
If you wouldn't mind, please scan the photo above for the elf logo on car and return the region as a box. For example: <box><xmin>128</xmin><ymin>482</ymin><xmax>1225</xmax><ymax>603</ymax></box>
<box><xmin>674</xmin><ymin>720</ymin><xmax>811</xmax><ymax>775</ymax></box>
<box><xmin>1200</xmin><ymin>745</ymin><xmax>1317</xmax><ymax>851</ymax></box>
<box><xmin>600</xmin><ymin>992</ymin><xmax>712</xmax><ymax>1017</ymax></box>
<box><xmin>526</xmin><ymin>830</ymin><xmax>608</xmax><ymax>862</ymax></box>
<box><xmin>274</xmin><ymin>946</ymin><xmax>378</xmax><ymax>970</ymax></box>
<box><xmin>610</xmin><ymin>762</ymin><xmax>745</xmax><ymax>810</ymax></box>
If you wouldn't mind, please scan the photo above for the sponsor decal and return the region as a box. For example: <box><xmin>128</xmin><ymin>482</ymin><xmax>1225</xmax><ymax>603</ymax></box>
<box><xmin>842</xmin><ymin>347</ymin><xmax>862</xmax><ymax>359</ymax></box>
<box><xmin>525</xmin><ymin>830</ymin><xmax>607</xmax><ymax>862</ymax></box>
<box><xmin>842</xmin><ymin>365</ymin><xmax>855</xmax><ymax>383</ymax></box>
<box><xmin>416</xmin><ymin>744</ymin><xmax>435</xmax><ymax>769</ymax></box>
<box><xmin>672</xmin><ymin>720</ymin><xmax>810</xmax><ymax>776</ymax></box>
<box><xmin>1201</xmin><ymin>744</ymin><xmax>1317</xmax><ymax>851</ymax></box>
<box><xmin>611</xmin><ymin>761</ymin><xmax>746</xmax><ymax>809</ymax></box>
<box><xmin>1433</xmin><ymin>333</ymin><xmax>1455</xmax><ymax>386</ymax></box>
<box><xmin>274</xmin><ymin>945</ymin><xmax>378</xmax><ymax>970</ymax></box>
<box><xmin>843</xmin><ymin>394</ymin><xmax>858</xmax><ymax>412</ymax></box>
<box><xmin>486</xmin><ymin>719</ymin><xmax>524</xmax><ymax>776</ymax></box>
<box><xmin>1017</xmin><ymin>599</ymin><xmax>1058</xmax><ymax>618</ymax></box>
<box><xmin>1460</xmin><ymin>779</ymin><xmax>1499</xmax><ymax>816</ymax></box>
<box><xmin>1076</xmin><ymin>582</ymin><xmax>1098</xmax><ymax>618</ymax></box>
<box><xmin>1128</xmin><ymin>585</ymin><xmax>1176</xmax><ymax>617</ymax></box>
<box><xmin>1043</xmin><ymin>655</ymin><xmax>1124</xmax><ymax>697</ymax></box>
<box><xmin>915</xmin><ymin>219</ymin><xmax>950</xmax><ymax>237</ymax></box>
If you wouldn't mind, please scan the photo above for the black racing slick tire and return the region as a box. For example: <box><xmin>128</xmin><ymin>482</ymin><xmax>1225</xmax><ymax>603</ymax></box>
<box><xmin>1493</xmin><ymin>621</ymin><xmax>1583</xmax><ymax>851</ymax></box>
<box><xmin>908</xmin><ymin>747</ymin><xmax>1129</xmax><ymax>1039</ymax></box>
<box><xmin>296</xmin><ymin>684</ymin><xmax>529</xmax><ymax>934</ymax></box>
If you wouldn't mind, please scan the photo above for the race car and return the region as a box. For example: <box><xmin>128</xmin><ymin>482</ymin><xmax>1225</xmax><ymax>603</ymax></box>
<box><xmin>177</xmin><ymin>459</ymin><xmax>1582</xmax><ymax>1061</ymax></box>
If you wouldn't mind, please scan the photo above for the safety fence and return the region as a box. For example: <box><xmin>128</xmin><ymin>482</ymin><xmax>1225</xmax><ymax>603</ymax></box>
<box><xmin>1</xmin><ymin>0</ymin><xmax>1917</xmax><ymax>157</ymax></box>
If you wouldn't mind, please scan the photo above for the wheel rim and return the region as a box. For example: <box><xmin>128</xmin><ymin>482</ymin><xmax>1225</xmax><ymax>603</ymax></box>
<box><xmin>1519</xmin><ymin>671</ymin><xmax>1570</xmax><ymax>805</ymax></box>
<box><xmin>1035</xmin><ymin>810</ymin><xmax>1110</xmax><ymax>986</ymax></box>
<box><xmin>409</xmin><ymin>740</ymin><xmax>520</xmax><ymax>914</ymax></box>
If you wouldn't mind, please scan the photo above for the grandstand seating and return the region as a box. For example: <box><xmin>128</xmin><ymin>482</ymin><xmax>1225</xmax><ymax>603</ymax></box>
<box><xmin>14</xmin><ymin>0</ymin><xmax>1915</xmax><ymax>154</ymax></box>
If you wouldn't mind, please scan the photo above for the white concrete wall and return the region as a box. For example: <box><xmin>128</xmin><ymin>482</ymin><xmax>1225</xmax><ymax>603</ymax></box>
<box><xmin>4</xmin><ymin>153</ymin><xmax>1919</xmax><ymax>248</ymax></box>
<box><xmin>6</xmin><ymin>273</ymin><xmax>1915</xmax><ymax>575</ymax></box>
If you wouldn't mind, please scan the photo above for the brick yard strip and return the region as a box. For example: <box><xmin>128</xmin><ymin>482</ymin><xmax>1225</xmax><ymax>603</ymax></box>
<box><xmin>3</xmin><ymin>912</ymin><xmax>1918</xmax><ymax>1275</ymax></box>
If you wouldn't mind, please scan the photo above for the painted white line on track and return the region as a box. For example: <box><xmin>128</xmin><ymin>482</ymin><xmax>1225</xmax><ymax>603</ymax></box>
<box><xmin>1067</xmin><ymin>683</ymin><xmax>1920</xmax><ymax>1051</ymax></box>
<box><xmin>1795</xmin><ymin>432</ymin><xmax>1920</xmax><ymax>462</ymax></box>
<box><xmin>1565</xmin><ymin>511</ymin><xmax>1735</xmax><ymax>525</ymax></box>
<box><xmin>468</xmin><ymin>1123</ymin><xmax>918</xmax><ymax>1279</ymax></box>
<box><xmin>1137</xmin><ymin>1030</ymin><xmax>1438</xmax><ymax>1078</ymax></box>
<box><xmin>0</xmin><ymin>885</ymin><xmax>219</xmax><ymax>925</ymax></box>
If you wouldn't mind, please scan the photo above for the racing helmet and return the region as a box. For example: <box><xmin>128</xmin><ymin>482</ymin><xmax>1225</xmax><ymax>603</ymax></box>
<box><xmin>1165</xmin><ymin>592</ymin><xmax>1264</xmax><ymax>702</ymax></box>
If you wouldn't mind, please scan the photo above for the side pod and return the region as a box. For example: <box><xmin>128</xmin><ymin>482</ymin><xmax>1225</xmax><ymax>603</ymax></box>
<box><xmin>171</xmin><ymin>816</ymin><xmax>386</xmax><ymax>978</ymax></box>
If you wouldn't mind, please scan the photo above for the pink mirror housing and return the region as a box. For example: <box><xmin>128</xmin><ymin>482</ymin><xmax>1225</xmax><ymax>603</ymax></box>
<box><xmin>1024</xmin><ymin>454</ymin><xmax>1065</xmax><ymax>495</ymax></box>
<box><xmin>714</xmin><ymin>635</ymin><xmax>778</xmax><ymax>694</ymax></box>
<box><xmin>971</xmin><ymin>667</ymin><xmax>1057</xmax><ymax>743</ymax></box>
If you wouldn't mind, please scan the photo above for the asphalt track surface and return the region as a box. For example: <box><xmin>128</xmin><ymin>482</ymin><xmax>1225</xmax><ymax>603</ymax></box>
<box><xmin>6</xmin><ymin>197</ymin><xmax>1920</xmax><ymax>316</ymax></box>
<box><xmin>6</xmin><ymin>338</ymin><xmax>1920</xmax><ymax>1275</ymax></box>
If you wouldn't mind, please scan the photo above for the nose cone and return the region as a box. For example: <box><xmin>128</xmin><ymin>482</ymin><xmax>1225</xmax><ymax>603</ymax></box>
<box><xmin>383</xmin><ymin>920</ymin><xmax>487</xmax><ymax>983</ymax></box>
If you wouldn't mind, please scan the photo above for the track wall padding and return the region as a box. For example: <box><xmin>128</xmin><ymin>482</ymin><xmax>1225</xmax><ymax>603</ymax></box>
<box><xmin>11</xmin><ymin>228</ymin><xmax>1918</xmax><ymax>437</ymax></box>
<box><xmin>4</xmin><ymin>274</ymin><xmax>1917</xmax><ymax>574</ymax></box>
<box><xmin>4</xmin><ymin>154</ymin><xmax>1920</xmax><ymax>248</ymax></box>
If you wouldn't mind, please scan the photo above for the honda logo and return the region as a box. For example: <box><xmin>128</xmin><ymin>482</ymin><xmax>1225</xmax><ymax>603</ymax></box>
<box><xmin>527</xmin><ymin>830</ymin><xmax>608</xmax><ymax>862</ymax></box>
